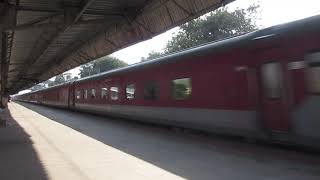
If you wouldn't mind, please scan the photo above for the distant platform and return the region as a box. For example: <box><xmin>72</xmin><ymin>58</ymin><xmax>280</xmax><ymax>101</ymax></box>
<box><xmin>0</xmin><ymin>102</ymin><xmax>319</xmax><ymax>180</ymax></box>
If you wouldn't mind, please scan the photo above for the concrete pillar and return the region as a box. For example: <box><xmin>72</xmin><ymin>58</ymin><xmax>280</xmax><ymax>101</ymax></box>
<box><xmin>0</xmin><ymin>94</ymin><xmax>7</xmax><ymax>126</ymax></box>
<box><xmin>0</xmin><ymin>95</ymin><xmax>8</xmax><ymax>108</ymax></box>
<box><xmin>0</xmin><ymin>30</ymin><xmax>8</xmax><ymax>110</ymax></box>
<box><xmin>0</xmin><ymin>4</ymin><xmax>16</xmax><ymax>126</ymax></box>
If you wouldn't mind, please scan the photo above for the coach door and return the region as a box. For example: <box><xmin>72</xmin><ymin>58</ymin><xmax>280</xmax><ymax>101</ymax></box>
<box><xmin>260</xmin><ymin>62</ymin><xmax>290</xmax><ymax>132</ymax></box>
<box><xmin>68</xmin><ymin>83</ymin><xmax>76</xmax><ymax>108</ymax></box>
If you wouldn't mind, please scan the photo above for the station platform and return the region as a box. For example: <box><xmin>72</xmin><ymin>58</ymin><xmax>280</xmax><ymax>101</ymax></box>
<box><xmin>0</xmin><ymin>102</ymin><xmax>319</xmax><ymax>180</ymax></box>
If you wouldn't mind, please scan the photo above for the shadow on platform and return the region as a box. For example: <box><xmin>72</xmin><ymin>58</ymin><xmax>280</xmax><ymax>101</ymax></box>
<box><xmin>0</xmin><ymin>106</ymin><xmax>48</xmax><ymax>180</ymax></box>
<box><xmin>16</xmin><ymin>102</ymin><xmax>320</xmax><ymax>180</ymax></box>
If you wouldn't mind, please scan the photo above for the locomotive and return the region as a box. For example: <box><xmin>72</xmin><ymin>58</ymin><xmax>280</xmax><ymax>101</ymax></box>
<box><xmin>15</xmin><ymin>15</ymin><xmax>320</xmax><ymax>148</ymax></box>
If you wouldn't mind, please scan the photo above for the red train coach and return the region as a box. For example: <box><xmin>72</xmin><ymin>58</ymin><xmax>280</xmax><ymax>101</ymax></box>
<box><xmin>15</xmin><ymin>15</ymin><xmax>320</xmax><ymax>148</ymax></box>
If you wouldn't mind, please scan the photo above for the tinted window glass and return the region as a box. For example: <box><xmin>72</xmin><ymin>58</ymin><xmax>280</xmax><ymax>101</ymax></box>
<box><xmin>126</xmin><ymin>84</ymin><xmax>135</xmax><ymax>100</ymax></box>
<box><xmin>91</xmin><ymin>89</ymin><xmax>96</xmax><ymax>99</ymax></box>
<box><xmin>306</xmin><ymin>52</ymin><xmax>320</xmax><ymax>93</ymax></box>
<box><xmin>144</xmin><ymin>81</ymin><xmax>159</xmax><ymax>100</ymax></box>
<box><xmin>84</xmin><ymin>89</ymin><xmax>88</xmax><ymax>99</ymax></box>
<box><xmin>172</xmin><ymin>78</ymin><xmax>192</xmax><ymax>100</ymax></box>
<box><xmin>110</xmin><ymin>87</ymin><xmax>119</xmax><ymax>100</ymax></box>
<box><xmin>261</xmin><ymin>62</ymin><xmax>282</xmax><ymax>98</ymax></box>
<box><xmin>76</xmin><ymin>91</ymin><xmax>81</xmax><ymax>99</ymax></box>
<box><xmin>101</xmin><ymin>88</ymin><xmax>108</xmax><ymax>99</ymax></box>
<box><xmin>307</xmin><ymin>66</ymin><xmax>320</xmax><ymax>93</ymax></box>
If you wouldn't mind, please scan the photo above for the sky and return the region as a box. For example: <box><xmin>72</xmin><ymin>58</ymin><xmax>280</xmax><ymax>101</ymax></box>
<box><xmin>109</xmin><ymin>0</ymin><xmax>320</xmax><ymax>65</ymax></box>
<box><xmin>41</xmin><ymin>0</ymin><xmax>320</xmax><ymax>85</ymax></box>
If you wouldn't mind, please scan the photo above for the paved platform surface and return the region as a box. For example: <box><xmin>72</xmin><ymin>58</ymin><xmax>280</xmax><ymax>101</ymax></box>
<box><xmin>0</xmin><ymin>102</ymin><xmax>320</xmax><ymax>180</ymax></box>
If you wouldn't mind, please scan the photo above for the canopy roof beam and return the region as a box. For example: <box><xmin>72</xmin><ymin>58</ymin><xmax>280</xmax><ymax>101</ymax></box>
<box><xmin>4</xmin><ymin>0</ymin><xmax>235</xmax><ymax>93</ymax></box>
<box><xmin>12</xmin><ymin>0</ymin><xmax>98</xmax><ymax>90</ymax></box>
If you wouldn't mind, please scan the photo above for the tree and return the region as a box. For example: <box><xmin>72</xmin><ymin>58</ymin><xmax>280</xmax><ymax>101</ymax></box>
<box><xmin>79</xmin><ymin>56</ymin><xmax>128</xmax><ymax>78</ymax></box>
<box><xmin>94</xmin><ymin>56</ymin><xmax>128</xmax><ymax>73</ymax></box>
<box><xmin>54</xmin><ymin>74</ymin><xmax>66</xmax><ymax>85</ymax></box>
<box><xmin>29</xmin><ymin>79</ymin><xmax>55</xmax><ymax>91</ymax></box>
<box><xmin>64</xmin><ymin>73</ymin><xmax>72</xmax><ymax>81</ymax></box>
<box><xmin>78</xmin><ymin>62</ymin><xmax>94</xmax><ymax>78</ymax></box>
<box><xmin>165</xmin><ymin>5</ymin><xmax>260</xmax><ymax>53</ymax></box>
<box><xmin>40</xmin><ymin>79</ymin><xmax>53</xmax><ymax>88</ymax></box>
<box><xmin>30</xmin><ymin>84</ymin><xmax>45</xmax><ymax>91</ymax></box>
<box><xmin>141</xmin><ymin>51</ymin><xmax>163</xmax><ymax>62</ymax></box>
<box><xmin>47</xmin><ymin>80</ymin><xmax>56</xmax><ymax>87</ymax></box>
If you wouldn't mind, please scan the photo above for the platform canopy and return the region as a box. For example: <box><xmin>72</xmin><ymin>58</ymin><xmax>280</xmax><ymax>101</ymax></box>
<box><xmin>0</xmin><ymin>0</ymin><xmax>234</xmax><ymax>94</ymax></box>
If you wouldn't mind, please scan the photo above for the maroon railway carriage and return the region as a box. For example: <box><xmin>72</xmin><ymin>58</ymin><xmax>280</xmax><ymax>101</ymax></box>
<box><xmin>15</xmin><ymin>15</ymin><xmax>320</xmax><ymax>148</ymax></box>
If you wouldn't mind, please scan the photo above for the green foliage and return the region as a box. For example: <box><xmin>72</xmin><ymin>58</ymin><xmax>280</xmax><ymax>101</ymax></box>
<box><xmin>64</xmin><ymin>73</ymin><xmax>72</xmax><ymax>81</ymax></box>
<box><xmin>54</xmin><ymin>74</ymin><xmax>66</xmax><ymax>85</ymax></box>
<box><xmin>78</xmin><ymin>62</ymin><xmax>94</xmax><ymax>78</ymax></box>
<box><xmin>165</xmin><ymin>5</ymin><xmax>260</xmax><ymax>53</ymax></box>
<box><xmin>94</xmin><ymin>56</ymin><xmax>128</xmax><ymax>72</ymax></box>
<box><xmin>46</xmin><ymin>80</ymin><xmax>55</xmax><ymax>87</ymax></box>
<box><xmin>47</xmin><ymin>73</ymin><xmax>77</xmax><ymax>87</ymax></box>
<box><xmin>30</xmin><ymin>84</ymin><xmax>46</xmax><ymax>91</ymax></box>
<box><xmin>79</xmin><ymin>56</ymin><xmax>128</xmax><ymax>78</ymax></box>
<box><xmin>141</xmin><ymin>51</ymin><xmax>163</xmax><ymax>62</ymax></box>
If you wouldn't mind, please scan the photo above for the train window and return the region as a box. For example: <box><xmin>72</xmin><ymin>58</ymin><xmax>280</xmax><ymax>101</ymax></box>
<box><xmin>76</xmin><ymin>91</ymin><xmax>81</xmax><ymax>99</ymax></box>
<box><xmin>144</xmin><ymin>81</ymin><xmax>159</xmax><ymax>100</ymax></box>
<box><xmin>126</xmin><ymin>84</ymin><xmax>135</xmax><ymax>100</ymax></box>
<box><xmin>261</xmin><ymin>62</ymin><xmax>283</xmax><ymax>98</ymax></box>
<box><xmin>171</xmin><ymin>78</ymin><xmax>192</xmax><ymax>100</ymax></box>
<box><xmin>110</xmin><ymin>86</ymin><xmax>119</xmax><ymax>100</ymax></box>
<box><xmin>84</xmin><ymin>89</ymin><xmax>88</xmax><ymax>99</ymax></box>
<box><xmin>288</xmin><ymin>61</ymin><xmax>306</xmax><ymax>70</ymax></box>
<box><xmin>306</xmin><ymin>66</ymin><xmax>320</xmax><ymax>93</ymax></box>
<box><xmin>91</xmin><ymin>89</ymin><xmax>96</xmax><ymax>99</ymax></box>
<box><xmin>101</xmin><ymin>88</ymin><xmax>108</xmax><ymax>99</ymax></box>
<box><xmin>306</xmin><ymin>52</ymin><xmax>320</xmax><ymax>93</ymax></box>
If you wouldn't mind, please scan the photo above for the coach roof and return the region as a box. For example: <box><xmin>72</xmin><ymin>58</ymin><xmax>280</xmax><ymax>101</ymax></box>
<box><xmin>18</xmin><ymin>14</ymin><xmax>320</xmax><ymax>96</ymax></box>
<box><xmin>75</xmin><ymin>14</ymin><xmax>320</xmax><ymax>84</ymax></box>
